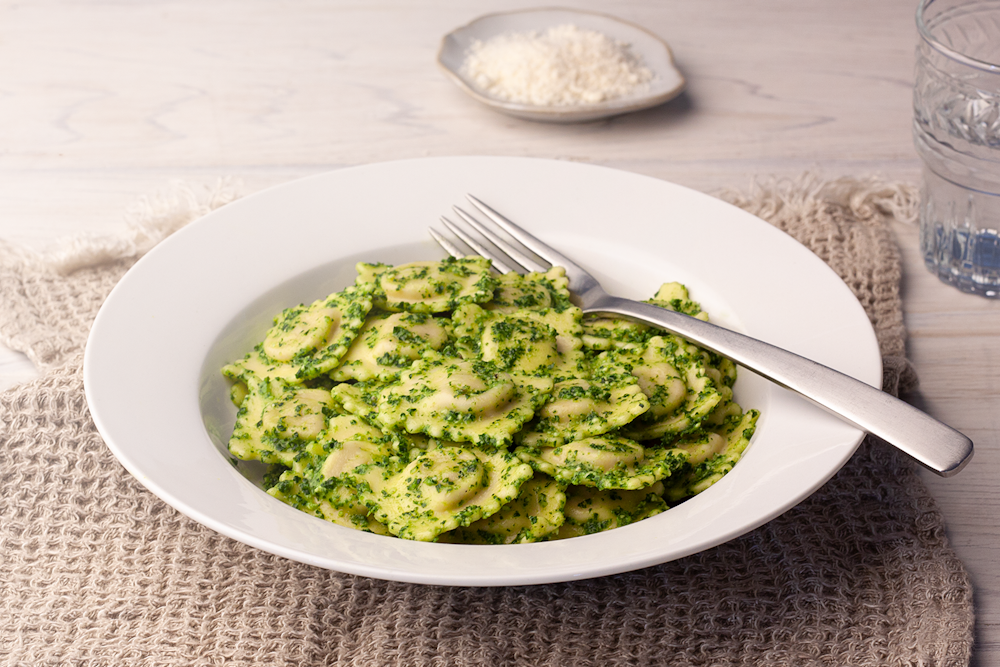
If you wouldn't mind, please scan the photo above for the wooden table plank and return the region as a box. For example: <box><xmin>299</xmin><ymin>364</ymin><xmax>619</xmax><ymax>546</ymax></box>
<box><xmin>1</xmin><ymin>1</ymin><xmax>994</xmax><ymax>663</ymax></box>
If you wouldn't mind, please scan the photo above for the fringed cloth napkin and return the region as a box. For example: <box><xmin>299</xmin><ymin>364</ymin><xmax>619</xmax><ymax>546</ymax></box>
<box><xmin>0</xmin><ymin>177</ymin><xmax>974</xmax><ymax>666</ymax></box>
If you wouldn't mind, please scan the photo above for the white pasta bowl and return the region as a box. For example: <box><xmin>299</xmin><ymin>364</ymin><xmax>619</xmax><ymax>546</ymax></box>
<box><xmin>437</xmin><ymin>8</ymin><xmax>686</xmax><ymax>122</ymax></box>
<box><xmin>84</xmin><ymin>157</ymin><xmax>880</xmax><ymax>586</ymax></box>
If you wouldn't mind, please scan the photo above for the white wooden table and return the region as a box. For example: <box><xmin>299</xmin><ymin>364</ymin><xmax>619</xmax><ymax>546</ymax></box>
<box><xmin>2</xmin><ymin>1</ymin><xmax>997</xmax><ymax>663</ymax></box>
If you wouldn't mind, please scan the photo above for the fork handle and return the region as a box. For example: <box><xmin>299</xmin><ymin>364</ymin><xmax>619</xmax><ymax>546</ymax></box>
<box><xmin>589</xmin><ymin>295</ymin><xmax>974</xmax><ymax>477</ymax></box>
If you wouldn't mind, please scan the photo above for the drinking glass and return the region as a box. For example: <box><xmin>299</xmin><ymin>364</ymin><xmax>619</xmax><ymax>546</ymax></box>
<box><xmin>914</xmin><ymin>0</ymin><xmax>1000</xmax><ymax>297</ymax></box>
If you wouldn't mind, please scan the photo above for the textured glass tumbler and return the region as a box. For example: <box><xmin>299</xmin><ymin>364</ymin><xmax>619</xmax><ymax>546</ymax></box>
<box><xmin>914</xmin><ymin>0</ymin><xmax>1000</xmax><ymax>297</ymax></box>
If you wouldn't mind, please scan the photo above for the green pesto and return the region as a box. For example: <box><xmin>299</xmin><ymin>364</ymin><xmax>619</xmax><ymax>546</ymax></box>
<box><xmin>518</xmin><ymin>367</ymin><xmax>649</xmax><ymax>446</ymax></box>
<box><xmin>662</xmin><ymin>409</ymin><xmax>760</xmax><ymax>503</ymax></box>
<box><xmin>357</xmin><ymin>257</ymin><xmax>496</xmax><ymax>313</ymax></box>
<box><xmin>222</xmin><ymin>259</ymin><xmax>761</xmax><ymax>542</ymax></box>
<box><xmin>438</xmin><ymin>473</ymin><xmax>566</xmax><ymax>544</ymax></box>
<box><xmin>556</xmin><ymin>483</ymin><xmax>668</xmax><ymax>538</ymax></box>
<box><xmin>358</xmin><ymin>444</ymin><xmax>534</xmax><ymax>541</ymax></box>
<box><xmin>372</xmin><ymin>358</ymin><xmax>552</xmax><ymax>449</ymax></box>
<box><xmin>515</xmin><ymin>436</ymin><xmax>689</xmax><ymax>490</ymax></box>
<box><xmin>484</xmin><ymin>267</ymin><xmax>574</xmax><ymax>314</ymax></box>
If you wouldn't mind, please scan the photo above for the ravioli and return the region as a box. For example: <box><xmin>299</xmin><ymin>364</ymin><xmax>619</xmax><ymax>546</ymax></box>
<box><xmin>227</xmin><ymin>383</ymin><xmax>336</xmax><ymax>465</ymax></box>
<box><xmin>358</xmin><ymin>443</ymin><xmax>535</xmax><ymax>541</ymax></box>
<box><xmin>519</xmin><ymin>371</ymin><xmax>650</xmax><ymax>446</ymax></box>
<box><xmin>268</xmin><ymin>469</ymin><xmax>389</xmax><ymax>535</ymax></box>
<box><xmin>516</xmin><ymin>435</ymin><xmax>688</xmax><ymax>490</ymax></box>
<box><xmin>312</xmin><ymin>435</ymin><xmax>399</xmax><ymax>507</ymax></box>
<box><xmin>647</xmin><ymin>282</ymin><xmax>709</xmax><ymax>320</ymax></box>
<box><xmin>581</xmin><ymin>316</ymin><xmax>650</xmax><ymax>352</ymax></box>
<box><xmin>439</xmin><ymin>474</ymin><xmax>566</xmax><ymax>544</ymax></box>
<box><xmin>326</xmin><ymin>380</ymin><xmax>381</xmax><ymax>424</ymax></box>
<box><xmin>222</xmin><ymin>344</ymin><xmax>302</xmax><ymax>389</ymax></box>
<box><xmin>581</xmin><ymin>282</ymin><xmax>708</xmax><ymax>351</ymax></box>
<box><xmin>330</xmin><ymin>310</ymin><xmax>450</xmax><ymax>382</ymax></box>
<box><xmin>618</xmin><ymin>335</ymin><xmax>724</xmax><ymax>440</ymax></box>
<box><xmin>260</xmin><ymin>284</ymin><xmax>372</xmax><ymax>380</ymax></box>
<box><xmin>357</xmin><ymin>256</ymin><xmax>495</xmax><ymax>313</ymax></box>
<box><xmin>452</xmin><ymin>304</ymin><xmax>561</xmax><ymax>374</ymax></box>
<box><xmin>453</xmin><ymin>302</ymin><xmax>585</xmax><ymax>377</ymax></box>
<box><xmin>222</xmin><ymin>258</ymin><xmax>761</xmax><ymax>542</ymax></box>
<box><xmin>266</xmin><ymin>412</ymin><xmax>398</xmax><ymax>533</ymax></box>
<box><xmin>373</xmin><ymin>358</ymin><xmax>553</xmax><ymax>449</ymax></box>
<box><xmin>663</xmin><ymin>409</ymin><xmax>760</xmax><ymax>502</ymax></box>
<box><xmin>484</xmin><ymin>266</ymin><xmax>573</xmax><ymax>314</ymax></box>
<box><xmin>555</xmin><ymin>482</ymin><xmax>668</xmax><ymax>538</ymax></box>
<box><xmin>521</xmin><ymin>306</ymin><xmax>587</xmax><ymax>378</ymax></box>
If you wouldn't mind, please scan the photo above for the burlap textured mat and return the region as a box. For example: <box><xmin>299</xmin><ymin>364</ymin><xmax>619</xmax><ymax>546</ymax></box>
<box><xmin>0</xmin><ymin>176</ymin><xmax>974</xmax><ymax>666</ymax></box>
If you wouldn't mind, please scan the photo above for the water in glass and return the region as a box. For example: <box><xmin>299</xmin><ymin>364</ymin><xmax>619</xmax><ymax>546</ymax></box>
<box><xmin>914</xmin><ymin>0</ymin><xmax>1000</xmax><ymax>296</ymax></box>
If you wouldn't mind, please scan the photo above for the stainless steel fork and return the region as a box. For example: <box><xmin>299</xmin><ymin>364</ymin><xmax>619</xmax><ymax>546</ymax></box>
<box><xmin>430</xmin><ymin>194</ymin><xmax>974</xmax><ymax>477</ymax></box>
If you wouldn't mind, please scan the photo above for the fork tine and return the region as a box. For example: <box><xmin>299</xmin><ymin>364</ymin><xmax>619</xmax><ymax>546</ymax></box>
<box><xmin>439</xmin><ymin>216</ymin><xmax>515</xmax><ymax>274</ymax></box>
<box><xmin>428</xmin><ymin>227</ymin><xmax>465</xmax><ymax>259</ymax></box>
<box><xmin>465</xmin><ymin>194</ymin><xmax>588</xmax><ymax>275</ymax></box>
<box><xmin>452</xmin><ymin>206</ymin><xmax>549</xmax><ymax>274</ymax></box>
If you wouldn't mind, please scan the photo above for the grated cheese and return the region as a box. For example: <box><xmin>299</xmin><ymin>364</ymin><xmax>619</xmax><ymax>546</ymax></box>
<box><xmin>461</xmin><ymin>24</ymin><xmax>654</xmax><ymax>107</ymax></box>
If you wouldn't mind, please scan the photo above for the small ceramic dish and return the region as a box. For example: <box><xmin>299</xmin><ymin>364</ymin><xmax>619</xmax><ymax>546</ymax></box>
<box><xmin>437</xmin><ymin>8</ymin><xmax>685</xmax><ymax>123</ymax></box>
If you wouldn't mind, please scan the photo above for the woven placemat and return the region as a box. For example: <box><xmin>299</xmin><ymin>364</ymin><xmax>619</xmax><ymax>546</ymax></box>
<box><xmin>0</xmin><ymin>176</ymin><xmax>974</xmax><ymax>666</ymax></box>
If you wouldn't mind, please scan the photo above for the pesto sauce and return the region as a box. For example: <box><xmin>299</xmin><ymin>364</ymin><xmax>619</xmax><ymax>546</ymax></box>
<box><xmin>222</xmin><ymin>260</ymin><xmax>761</xmax><ymax>542</ymax></box>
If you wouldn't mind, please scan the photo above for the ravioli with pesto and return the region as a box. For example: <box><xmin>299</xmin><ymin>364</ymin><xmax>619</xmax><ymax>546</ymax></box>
<box><xmin>223</xmin><ymin>259</ymin><xmax>760</xmax><ymax>543</ymax></box>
